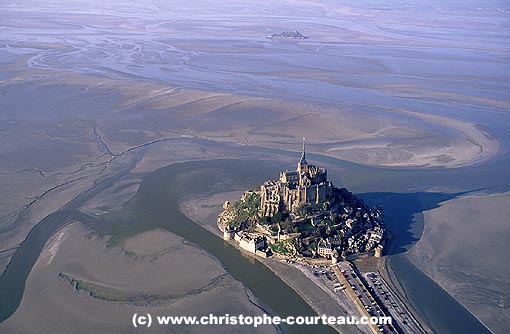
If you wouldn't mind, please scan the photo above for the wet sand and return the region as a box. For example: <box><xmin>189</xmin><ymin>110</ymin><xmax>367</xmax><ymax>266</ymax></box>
<box><xmin>407</xmin><ymin>193</ymin><xmax>510</xmax><ymax>334</ymax></box>
<box><xmin>0</xmin><ymin>0</ymin><xmax>509</xmax><ymax>332</ymax></box>
<box><xmin>1</xmin><ymin>67</ymin><xmax>496</xmax><ymax>275</ymax></box>
<box><xmin>0</xmin><ymin>222</ymin><xmax>278</xmax><ymax>334</ymax></box>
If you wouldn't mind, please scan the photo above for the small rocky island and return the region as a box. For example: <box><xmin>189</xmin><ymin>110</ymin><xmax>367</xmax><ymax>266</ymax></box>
<box><xmin>218</xmin><ymin>140</ymin><xmax>385</xmax><ymax>262</ymax></box>
<box><xmin>266</xmin><ymin>30</ymin><xmax>308</xmax><ymax>39</ymax></box>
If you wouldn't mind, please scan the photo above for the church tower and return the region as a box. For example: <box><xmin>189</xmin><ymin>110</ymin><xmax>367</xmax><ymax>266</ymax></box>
<box><xmin>297</xmin><ymin>137</ymin><xmax>308</xmax><ymax>172</ymax></box>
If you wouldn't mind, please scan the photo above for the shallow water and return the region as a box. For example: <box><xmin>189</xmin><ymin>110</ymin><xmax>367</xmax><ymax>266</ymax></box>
<box><xmin>389</xmin><ymin>255</ymin><xmax>490</xmax><ymax>334</ymax></box>
<box><xmin>1</xmin><ymin>151</ymin><xmax>506</xmax><ymax>332</ymax></box>
<box><xmin>106</xmin><ymin>157</ymin><xmax>501</xmax><ymax>333</ymax></box>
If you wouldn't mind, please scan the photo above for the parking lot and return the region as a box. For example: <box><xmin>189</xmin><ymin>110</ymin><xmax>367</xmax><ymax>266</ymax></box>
<box><xmin>295</xmin><ymin>262</ymin><xmax>374</xmax><ymax>334</ymax></box>
<box><xmin>364</xmin><ymin>272</ymin><xmax>427</xmax><ymax>334</ymax></box>
<box><xmin>336</xmin><ymin>262</ymin><xmax>398</xmax><ymax>334</ymax></box>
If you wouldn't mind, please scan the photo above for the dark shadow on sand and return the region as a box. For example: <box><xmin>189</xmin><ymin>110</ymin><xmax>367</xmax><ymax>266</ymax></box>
<box><xmin>359</xmin><ymin>190</ymin><xmax>477</xmax><ymax>256</ymax></box>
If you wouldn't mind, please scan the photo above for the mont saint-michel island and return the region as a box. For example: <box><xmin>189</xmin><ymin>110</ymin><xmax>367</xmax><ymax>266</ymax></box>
<box><xmin>219</xmin><ymin>140</ymin><xmax>385</xmax><ymax>261</ymax></box>
<box><xmin>217</xmin><ymin>143</ymin><xmax>431</xmax><ymax>333</ymax></box>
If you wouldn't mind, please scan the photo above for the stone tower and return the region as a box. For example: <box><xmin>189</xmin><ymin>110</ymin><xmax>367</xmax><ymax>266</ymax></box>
<box><xmin>223</xmin><ymin>225</ymin><xmax>235</xmax><ymax>241</ymax></box>
<box><xmin>374</xmin><ymin>244</ymin><xmax>383</xmax><ymax>258</ymax></box>
<box><xmin>297</xmin><ymin>137</ymin><xmax>308</xmax><ymax>173</ymax></box>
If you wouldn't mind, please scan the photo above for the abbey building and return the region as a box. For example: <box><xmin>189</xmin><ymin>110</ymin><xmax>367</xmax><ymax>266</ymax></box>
<box><xmin>261</xmin><ymin>139</ymin><xmax>334</xmax><ymax>217</ymax></box>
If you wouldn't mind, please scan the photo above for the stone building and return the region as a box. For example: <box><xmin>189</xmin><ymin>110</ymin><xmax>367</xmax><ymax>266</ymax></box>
<box><xmin>317</xmin><ymin>238</ymin><xmax>333</xmax><ymax>258</ymax></box>
<box><xmin>261</xmin><ymin>139</ymin><xmax>334</xmax><ymax>217</ymax></box>
<box><xmin>235</xmin><ymin>233</ymin><xmax>266</xmax><ymax>253</ymax></box>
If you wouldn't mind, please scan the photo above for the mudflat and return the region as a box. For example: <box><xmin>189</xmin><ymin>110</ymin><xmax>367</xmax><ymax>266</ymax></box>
<box><xmin>0</xmin><ymin>223</ymin><xmax>277</xmax><ymax>334</ymax></box>
<box><xmin>0</xmin><ymin>0</ymin><xmax>509</xmax><ymax>333</ymax></box>
<box><xmin>408</xmin><ymin>192</ymin><xmax>510</xmax><ymax>333</ymax></box>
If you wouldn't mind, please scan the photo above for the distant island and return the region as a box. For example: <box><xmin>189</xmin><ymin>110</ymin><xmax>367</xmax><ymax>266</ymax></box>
<box><xmin>266</xmin><ymin>30</ymin><xmax>309</xmax><ymax>39</ymax></box>
<box><xmin>218</xmin><ymin>139</ymin><xmax>385</xmax><ymax>262</ymax></box>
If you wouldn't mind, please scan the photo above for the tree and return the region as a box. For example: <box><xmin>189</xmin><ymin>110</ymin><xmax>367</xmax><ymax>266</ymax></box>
<box><xmin>272</xmin><ymin>212</ymin><xmax>284</xmax><ymax>223</ymax></box>
<box><xmin>296</xmin><ymin>205</ymin><xmax>311</xmax><ymax>217</ymax></box>
<box><xmin>224</xmin><ymin>191</ymin><xmax>262</xmax><ymax>228</ymax></box>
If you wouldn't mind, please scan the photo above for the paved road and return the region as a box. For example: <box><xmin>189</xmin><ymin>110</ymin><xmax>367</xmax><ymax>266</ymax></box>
<box><xmin>287</xmin><ymin>260</ymin><xmax>427</xmax><ymax>334</ymax></box>
<box><xmin>336</xmin><ymin>262</ymin><xmax>399</xmax><ymax>334</ymax></box>
<box><xmin>293</xmin><ymin>261</ymin><xmax>371</xmax><ymax>334</ymax></box>
<box><xmin>364</xmin><ymin>272</ymin><xmax>427</xmax><ymax>334</ymax></box>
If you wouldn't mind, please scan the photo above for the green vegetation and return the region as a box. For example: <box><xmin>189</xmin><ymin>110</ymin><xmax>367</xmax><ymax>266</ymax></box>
<box><xmin>298</xmin><ymin>223</ymin><xmax>315</xmax><ymax>232</ymax></box>
<box><xmin>271</xmin><ymin>212</ymin><xmax>284</xmax><ymax>224</ymax></box>
<box><xmin>269</xmin><ymin>237</ymin><xmax>300</xmax><ymax>256</ymax></box>
<box><xmin>124</xmin><ymin>250</ymin><xmax>137</xmax><ymax>258</ymax></box>
<box><xmin>75</xmin><ymin>281</ymin><xmax>87</xmax><ymax>292</ymax></box>
<box><xmin>58</xmin><ymin>272</ymin><xmax>179</xmax><ymax>304</ymax></box>
<box><xmin>224</xmin><ymin>192</ymin><xmax>261</xmax><ymax>228</ymax></box>
<box><xmin>296</xmin><ymin>204</ymin><xmax>313</xmax><ymax>217</ymax></box>
<box><xmin>269</xmin><ymin>225</ymin><xmax>279</xmax><ymax>236</ymax></box>
<box><xmin>270</xmin><ymin>240</ymin><xmax>293</xmax><ymax>255</ymax></box>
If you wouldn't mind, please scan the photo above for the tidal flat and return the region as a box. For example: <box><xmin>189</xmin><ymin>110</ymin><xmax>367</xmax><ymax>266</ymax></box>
<box><xmin>0</xmin><ymin>0</ymin><xmax>509</xmax><ymax>333</ymax></box>
<box><xmin>0</xmin><ymin>222</ymin><xmax>280</xmax><ymax>334</ymax></box>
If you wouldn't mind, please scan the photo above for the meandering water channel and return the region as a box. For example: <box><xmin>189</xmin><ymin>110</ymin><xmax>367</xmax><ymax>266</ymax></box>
<box><xmin>2</xmin><ymin>153</ymin><xmax>508</xmax><ymax>333</ymax></box>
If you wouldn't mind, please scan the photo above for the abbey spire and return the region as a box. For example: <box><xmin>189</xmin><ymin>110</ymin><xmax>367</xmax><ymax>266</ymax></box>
<box><xmin>298</xmin><ymin>137</ymin><xmax>308</xmax><ymax>167</ymax></box>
